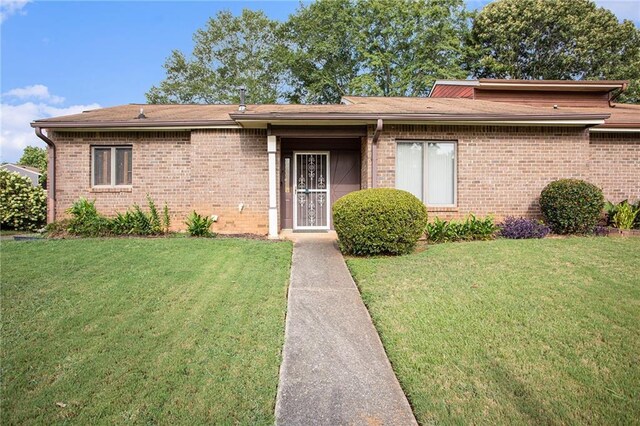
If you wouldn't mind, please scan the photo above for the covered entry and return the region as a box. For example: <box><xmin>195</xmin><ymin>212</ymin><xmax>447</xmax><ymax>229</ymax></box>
<box><xmin>280</xmin><ymin>137</ymin><xmax>362</xmax><ymax>231</ymax></box>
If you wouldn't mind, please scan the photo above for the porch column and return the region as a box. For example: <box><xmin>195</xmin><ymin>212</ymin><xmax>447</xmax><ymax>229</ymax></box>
<box><xmin>267</xmin><ymin>135</ymin><xmax>278</xmax><ymax>238</ymax></box>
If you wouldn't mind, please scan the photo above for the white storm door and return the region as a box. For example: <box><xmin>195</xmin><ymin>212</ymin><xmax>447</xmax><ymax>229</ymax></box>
<box><xmin>293</xmin><ymin>152</ymin><xmax>330</xmax><ymax>230</ymax></box>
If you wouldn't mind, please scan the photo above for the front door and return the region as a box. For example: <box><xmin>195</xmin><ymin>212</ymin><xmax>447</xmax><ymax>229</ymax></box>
<box><xmin>293</xmin><ymin>152</ymin><xmax>330</xmax><ymax>230</ymax></box>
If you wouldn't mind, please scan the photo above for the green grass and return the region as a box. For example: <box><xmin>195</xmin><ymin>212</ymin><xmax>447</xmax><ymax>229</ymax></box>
<box><xmin>1</xmin><ymin>238</ymin><xmax>292</xmax><ymax>424</ymax></box>
<box><xmin>347</xmin><ymin>237</ymin><xmax>640</xmax><ymax>425</ymax></box>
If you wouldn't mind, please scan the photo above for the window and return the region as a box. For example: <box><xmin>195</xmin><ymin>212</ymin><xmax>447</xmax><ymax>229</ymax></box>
<box><xmin>396</xmin><ymin>141</ymin><xmax>456</xmax><ymax>206</ymax></box>
<box><xmin>92</xmin><ymin>146</ymin><xmax>132</xmax><ymax>187</ymax></box>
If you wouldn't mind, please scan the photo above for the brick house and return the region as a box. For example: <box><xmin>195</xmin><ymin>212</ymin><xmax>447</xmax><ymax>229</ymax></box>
<box><xmin>31</xmin><ymin>80</ymin><xmax>640</xmax><ymax>237</ymax></box>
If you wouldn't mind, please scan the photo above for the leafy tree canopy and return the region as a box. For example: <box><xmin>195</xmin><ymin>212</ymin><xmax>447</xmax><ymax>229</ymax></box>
<box><xmin>19</xmin><ymin>146</ymin><xmax>47</xmax><ymax>171</ymax></box>
<box><xmin>466</xmin><ymin>0</ymin><xmax>640</xmax><ymax>102</ymax></box>
<box><xmin>283</xmin><ymin>0</ymin><xmax>469</xmax><ymax>103</ymax></box>
<box><xmin>147</xmin><ymin>10</ymin><xmax>284</xmax><ymax>104</ymax></box>
<box><xmin>147</xmin><ymin>0</ymin><xmax>639</xmax><ymax>104</ymax></box>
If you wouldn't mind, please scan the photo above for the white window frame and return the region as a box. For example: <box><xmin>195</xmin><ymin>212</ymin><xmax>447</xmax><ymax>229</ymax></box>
<box><xmin>91</xmin><ymin>146</ymin><xmax>133</xmax><ymax>188</ymax></box>
<box><xmin>396</xmin><ymin>140</ymin><xmax>457</xmax><ymax>208</ymax></box>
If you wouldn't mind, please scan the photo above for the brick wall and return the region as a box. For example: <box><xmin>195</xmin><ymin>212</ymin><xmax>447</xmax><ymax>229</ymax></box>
<box><xmin>190</xmin><ymin>129</ymin><xmax>268</xmax><ymax>234</ymax></box>
<box><xmin>48</xmin><ymin>126</ymin><xmax>639</xmax><ymax>234</ymax></box>
<box><xmin>370</xmin><ymin>124</ymin><xmax>591</xmax><ymax>220</ymax></box>
<box><xmin>50</xmin><ymin>129</ymin><xmax>269</xmax><ymax>234</ymax></box>
<box><xmin>589</xmin><ymin>133</ymin><xmax>640</xmax><ymax>203</ymax></box>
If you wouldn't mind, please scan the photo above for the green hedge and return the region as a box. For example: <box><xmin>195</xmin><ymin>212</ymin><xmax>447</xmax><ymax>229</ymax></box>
<box><xmin>333</xmin><ymin>188</ymin><xmax>428</xmax><ymax>255</ymax></box>
<box><xmin>540</xmin><ymin>179</ymin><xmax>604</xmax><ymax>234</ymax></box>
<box><xmin>0</xmin><ymin>169</ymin><xmax>47</xmax><ymax>231</ymax></box>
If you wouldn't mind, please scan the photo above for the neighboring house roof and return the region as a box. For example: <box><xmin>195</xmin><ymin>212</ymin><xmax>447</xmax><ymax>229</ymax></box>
<box><xmin>1</xmin><ymin>163</ymin><xmax>42</xmax><ymax>187</ymax></box>
<box><xmin>1</xmin><ymin>163</ymin><xmax>42</xmax><ymax>175</ymax></box>
<box><xmin>32</xmin><ymin>98</ymin><xmax>610</xmax><ymax>129</ymax></box>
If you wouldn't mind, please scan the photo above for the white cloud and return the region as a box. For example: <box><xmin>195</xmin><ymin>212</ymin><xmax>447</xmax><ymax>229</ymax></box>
<box><xmin>3</xmin><ymin>84</ymin><xmax>65</xmax><ymax>104</ymax></box>
<box><xmin>0</xmin><ymin>0</ymin><xmax>31</xmax><ymax>23</ymax></box>
<box><xmin>1</xmin><ymin>96</ymin><xmax>100</xmax><ymax>163</ymax></box>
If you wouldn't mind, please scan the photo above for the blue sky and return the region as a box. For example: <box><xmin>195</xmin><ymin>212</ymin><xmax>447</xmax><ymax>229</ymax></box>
<box><xmin>1</xmin><ymin>0</ymin><xmax>639</xmax><ymax>162</ymax></box>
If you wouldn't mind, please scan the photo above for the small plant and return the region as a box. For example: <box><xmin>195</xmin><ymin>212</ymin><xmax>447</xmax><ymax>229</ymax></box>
<box><xmin>185</xmin><ymin>211</ymin><xmax>214</xmax><ymax>237</ymax></box>
<box><xmin>333</xmin><ymin>188</ymin><xmax>428</xmax><ymax>255</ymax></box>
<box><xmin>612</xmin><ymin>202</ymin><xmax>638</xmax><ymax>230</ymax></box>
<box><xmin>147</xmin><ymin>195</ymin><xmax>162</xmax><ymax>234</ymax></box>
<box><xmin>425</xmin><ymin>214</ymin><xmax>497</xmax><ymax>243</ymax></box>
<box><xmin>540</xmin><ymin>179</ymin><xmax>604</xmax><ymax>234</ymax></box>
<box><xmin>605</xmin><ymin>200</ymin><xmax>639</xmax><ymax>230</ymax></box>
<box><xmin>162</xmin><ymin>203</ymin><xmax>171</xmax><ymax>234</ymax></box>
<box><xmin>67</xmin><ymin>198</ymin><xmax>111</xmax><ymax>237</ymax></box>
<box><xmin>499</xmin><ymin>217</ymin><xmax>550</xmax><ymax>239</ymax></box>
<box><xmin>65</xmin><ymin>196</ymin><xmax>169</xmax><ymax>237</ymax></box>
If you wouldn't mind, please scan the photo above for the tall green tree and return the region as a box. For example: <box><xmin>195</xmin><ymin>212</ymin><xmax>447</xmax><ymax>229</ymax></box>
<box><xmin>18</xmin><ymin>146</ymin><xmax>47</xmax><ymax>172</ymax></box>
<box><xmin>284</xmin><ymin>0</ymin><xmax>470</xmax><ymax>102</ymax></box>
<box><xmin>146</xmin><ymin>10</ymin><xmax>284</xmax><ymax>104</ymax></box>
<box><xmin>18</xmin><ymin>146</ymin><xmax>47</xmax><ymax>187</ymax></box>
<box><xmin>466</xmin><ymin>0</ymin><xmax>640</xmax><ymax>102</ymax></box>
<box><xmin>352</xmin><ymin>0</ymin><xmax>470</xmax><ymax>97</ymax></box>
<box><xmin>282</xmin><ymin>0</ymin><xmax>361</xmax><ymax>104</ymax></box>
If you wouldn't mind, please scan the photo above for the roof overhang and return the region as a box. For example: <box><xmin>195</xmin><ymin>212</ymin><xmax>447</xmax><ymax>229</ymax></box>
<box><xmin>30</xmin><ymin>120</ymin><xmax>240</xmax><ymax>130</ymax></box>
<box><xmin>230</xmin><ymin>112</ymin><xmax>609</xmax><ymax>128</ymax></box>
<box><xmin>477</xmin><ymin>80</ymin><xmax>628</xmax><ymax>92</ymax></box>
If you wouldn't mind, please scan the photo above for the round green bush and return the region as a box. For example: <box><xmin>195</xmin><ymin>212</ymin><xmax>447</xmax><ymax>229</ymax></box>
<box><xmin>539</xmin><ymin>179</ymin><xmax>604</xmax><ymax>234</ymax></box>
<box><xmin>0</xmin><ymin>169</ymin><xmax>47</xmax><ymax>231</ymax></box>
<box><xmin>333</xmin><ymin>188</ymin><xmax>428</xmax><ymax>255</ymax></box>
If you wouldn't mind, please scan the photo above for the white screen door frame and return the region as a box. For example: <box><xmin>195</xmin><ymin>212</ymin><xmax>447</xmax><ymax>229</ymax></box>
<box><xmin>293</xmin><ymin>152</ymin><xmax>331</xmax><ymax>230</ymax></box>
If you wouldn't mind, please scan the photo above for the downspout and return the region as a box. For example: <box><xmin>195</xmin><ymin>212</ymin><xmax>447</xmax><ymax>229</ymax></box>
<box><xmin>34</xmin><ymin>127</ymin><xmax>56</xmax><ymax>222</ymax></box>
<box><xmin>371</xmin><ymin>118</ymin><xmax>383</xmax><ymax>188</ymax></box>
<box><xmin>608</xmin><ymin>82</ymin><xmax>628</xmax><ymax>107</ymax></box>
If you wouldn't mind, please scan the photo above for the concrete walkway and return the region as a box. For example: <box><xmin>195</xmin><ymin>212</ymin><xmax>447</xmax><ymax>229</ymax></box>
<box><xmin>275</xmin><ymin>233</ymin><xmax>417</xmax><ymax>426</ymax></box>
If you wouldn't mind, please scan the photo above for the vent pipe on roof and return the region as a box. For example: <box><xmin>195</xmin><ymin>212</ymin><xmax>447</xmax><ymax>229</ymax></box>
<box><xmin>136</xmin><ymin>107</ymin><xmax>146</xmax><ymax>119</ymax></box>
<box><xmin>239</xmin><ymin>87</ymin><xmax>246</xmax><ymax>112</ymax></box>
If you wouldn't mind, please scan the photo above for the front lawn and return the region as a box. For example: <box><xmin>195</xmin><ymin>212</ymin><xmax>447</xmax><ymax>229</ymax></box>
<box><xmin>347</xmin><ymin>237</ymin><xmax>640</xmax><ymax>424</ymax></box>
<box><xmin>1</xmin><ymin>238</ymin><xmax>292</xmax><ymax>424</ymax></box>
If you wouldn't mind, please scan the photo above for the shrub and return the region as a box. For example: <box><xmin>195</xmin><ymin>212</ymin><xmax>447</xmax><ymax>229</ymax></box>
<box><xmin>0</xmin><ymin>169</ymin><xmax>47</xmax><ymax>231</ymax></box>
<box><xmin>185</xmin><ymin>211</ymin><xmax>214</xmax><ymax>237</ymax></box>
<box><xmin>612</xmin><ymin>202</ymin><xmax>638</xmax><ymax>230</ymax></box>
<box><xmin>67</xmin><ymin>198</ymin><xmax>111</xmax><ymax>237</ymax></box>
<box><xmin>45</xmin><ymin>219</ymin><xmax>72</xmax><ymax>238</ymax></box>
<box><xmin>539</xmin><ymin>179</ymin><xmax>604</xmax><ymax>234</ymax></box>
<box><xmin>66</xmin><ymin>196</ymin><xmax>168</xmax><ymax>237</ymax></box>
<box><xmin>333</xmin><ymin>188</ymin><xmax>427</xmax><ymax>255</ymax></box>
<box><xmin>425</xmin><ymin>214</ymin><xmax>497</xmax><ymax>243</ymax></box>
<box><xmin>499</xmin><ymin>217</ymin><xmax>550</xmax><ymax>239</ymax></box>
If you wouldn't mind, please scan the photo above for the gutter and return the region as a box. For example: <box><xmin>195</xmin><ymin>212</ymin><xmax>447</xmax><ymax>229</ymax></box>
<box><xmin>30</xmin><ymin>120</ymin><xmax>239</xmax><ymax>129</ymax></box>
<box><xmin>608</xmin><ymin>81</ymin><xmax>628</xmax><ymax>107</ymax></box>
<box><xmin>34</xmin><ymin>127</ymin><xmax>56</xmax><ymax>222</ymax></box>
<box><xmin>371</xmin><ymin>119</ymin><xmax>383</xmax><ymax>188</ymax></box>
<box><xmin>230</xmin><ymin>112</ymin><xmax>610</xmax><ymax>123</ymax></box>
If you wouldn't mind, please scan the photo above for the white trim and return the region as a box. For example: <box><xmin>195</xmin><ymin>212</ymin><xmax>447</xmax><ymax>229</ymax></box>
<box><xmin>233</xmin><ymin>119</ymin><xmax>607</xmax><ymax>128</ymax></box>
<box><xmin>267</xmin><ymin>135</ymin><xmax>278</xmax><ymax>238</ymax></box>
<box><xmin>479</xmin><ymin>82</ymin><xmax>623</xmax><ymax>90</ymax></box>
<box><xmin>589</xmin><ymin>127</ymin><xmax>640</xmax><ymax>133</ymax></box>
<box><xmin>433</xmin><ymin>80</ymin><xmax>479</xmax><ymax>86</ymax></box>
<box><xmin>35</xmin><ymin>125</ymin><xmax>242</xmax><ymax>131</ymax></box>
<box><xmin>396</xmin><ymin>140</ymin><xmax>458</xmax><ymax>208</ymax></box>
<box><xmin>91</xmin><ymin>145</ymin><xmax>133</xmax><ymax>188</ymax></box>
<box><xmin>293</xmin><ymin>152</ymin><xmax>331</xmax><ymax>231</ymax></box>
